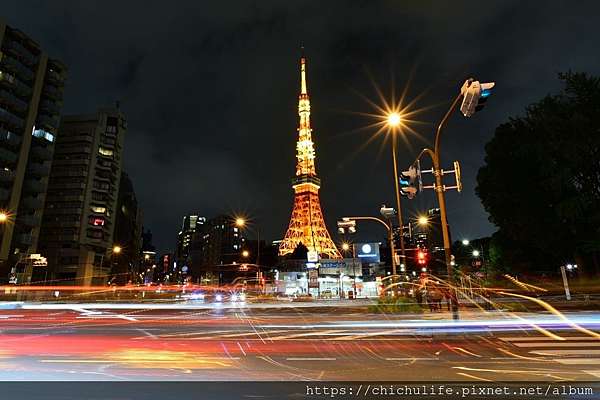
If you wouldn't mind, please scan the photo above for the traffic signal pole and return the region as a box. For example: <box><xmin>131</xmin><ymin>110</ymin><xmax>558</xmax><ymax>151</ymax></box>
<box><xmin>433</xmin><ymin>92</ymin><xmax>463</xmax><ymax>321</ymax></box>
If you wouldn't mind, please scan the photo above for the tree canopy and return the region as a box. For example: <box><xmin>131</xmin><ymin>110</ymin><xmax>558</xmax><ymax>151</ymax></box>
<box><xmin>476</xmin><ymin>72</ymin><xmax>600</xmax><ymax>274</ymax></box>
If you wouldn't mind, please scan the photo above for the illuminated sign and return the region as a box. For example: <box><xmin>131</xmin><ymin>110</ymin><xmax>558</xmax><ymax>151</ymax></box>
<box><xmin>354</xmin><ymin>242</ymin><xmax>380</xmax><ymax>263</ymax></box>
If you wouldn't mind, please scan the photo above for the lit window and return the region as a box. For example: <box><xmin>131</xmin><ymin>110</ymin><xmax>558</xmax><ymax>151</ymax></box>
<box><xmin>91</xmin><ymin>206</ymin><xmax>106</xmax><ymax>214</ymax></box>
<box><xmin>90</xmin><ymin>217</ymin><xmax>105</xmax><ymax>226</ymax></box>
<box><xmin>32</xmin><ymin>126</ymin><xmax>55</xmax><ymax>142</ymax></box>
<box><xmin>98</xmin><ymin>147</ymin><xmax>113</xmax><ymax>156</ymax></box>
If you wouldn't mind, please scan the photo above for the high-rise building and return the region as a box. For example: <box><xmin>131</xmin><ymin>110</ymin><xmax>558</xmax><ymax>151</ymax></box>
<box><xmin>112</xmin><ymin>171</ymin><xmax>142</xmax><ymax>284</ymax></box>
<box><xmin>176</xmin><ymin>214</ymin><xmax>205</xmax><ymax>263</ymax></box>
<box><xmin>278</xmin><ymin>53</ymin><xmax>341</xmax><ymax>259</ymax></box>
<box><xmin>0</xmin><ymin>19</ymin><xmax>67</xmax><ymax>282</ymax></box>
<box><xmin>38</xmin><ymin>107</ymin><xmax>126</xmax><ymax>285</ymax></box>
<box><xmin>189</xmin><ymin>214</ymin><xmax>245</xmax><ymax>283</ymax></box>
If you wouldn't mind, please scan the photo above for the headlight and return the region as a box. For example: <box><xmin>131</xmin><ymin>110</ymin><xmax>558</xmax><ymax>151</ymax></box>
<box><xmin>215</xmin><ymin>294</ymin><xmax>223</xmax><ymax>302</ymax></box>
<box><xmin>231</xmin><ymin>294</ymin><xmax>239</xmax><ymax>302</ymax></box>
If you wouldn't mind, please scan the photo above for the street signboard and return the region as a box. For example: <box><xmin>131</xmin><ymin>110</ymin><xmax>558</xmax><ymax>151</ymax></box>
<box><xmin>308</xmin><ymin>269</ymin><xmax>319</xmax><ymax>288</ymax></box>
<box><xmin>307</xmin><ymin>251</ymin><xmax>318</xmax><ymax>262</ymax></box>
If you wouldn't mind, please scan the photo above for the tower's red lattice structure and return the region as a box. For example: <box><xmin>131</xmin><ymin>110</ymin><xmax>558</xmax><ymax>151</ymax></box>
<box><xmin>278</xmin><ymin>55</ymin><xmax>341</xmax><ymax>259</ymax></box>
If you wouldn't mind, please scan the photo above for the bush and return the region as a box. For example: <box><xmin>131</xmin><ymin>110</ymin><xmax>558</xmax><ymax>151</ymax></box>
<box><xmin>368</xmin><ymin>296</ymin><xmax>423</xmax><ymax>313</ymax></box>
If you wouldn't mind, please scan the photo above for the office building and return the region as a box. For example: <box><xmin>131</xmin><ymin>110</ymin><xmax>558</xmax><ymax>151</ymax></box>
<box><xmin>0</xmin><ymin>19</ymin><xmax>67</xmax><ymax>282</ymax></box>
<box><xmin>188</xmin><ymin>214</ymin><xmax>245</xmax><ymax>283</ymax></box>
<box><xmin>38</xmin><ymin>107</ymin><xmax>126</xmax><ymax>285</ymax></box>
<box><xmin>112</xmin><ymin>171</ymin><xmax>142</xmax><ymax>284</ymax></box>
<box><xmin>175</xmin><ymin>214</ymin><xmax>205</xmax><ymax>264</ymax></box>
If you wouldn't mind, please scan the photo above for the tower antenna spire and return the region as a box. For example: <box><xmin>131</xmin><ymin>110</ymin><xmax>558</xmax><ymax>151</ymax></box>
<box><xmin>300</xmin><ymin>47</ymin><xmax>308</xmax><ymax>95</ymax></box>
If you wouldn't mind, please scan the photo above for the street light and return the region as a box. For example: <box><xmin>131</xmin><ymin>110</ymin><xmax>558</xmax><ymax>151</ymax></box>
<box><xmin>385</xmin><ymin>112</ymin><xmax>407</xmax><ymax>272</ymax></box>
<box><xmin>242</xmin><ymin>250</ymin><xmax>250</xmax><ymax>258</ymax></box>
<box><xmin>235</xmin><ymin>218</ymin><xmax>245</xmax><ymax>228</ymax></box>
<box><xmin>0</xmin><ymin>211</ymin><xmax>8</xmax><ymax>223</ymax></box>
<box><xmin>113</xmin><ymin>245</ymin><xmax>122</xmax><ymax>254</ymax></box>
<box><xmin>341</xmin><ymin>242</ymin><xmax>350</xmax><ymax>252</ymax></box>
<box><xmin>417</xmin><ymin>215</ymin><xmax>429</xmax><ymax>226</ymax></box>
<box><xmin>462</xmin><ymin>239</ymin><xmax>470</xmax><ymax>246</ymax></box>
<box><xmin>472</xmin><ymin>250</ymin><xmax>480</xmax><ymax>257</ymax></box>
<box><xmin>387</xmin><ymin>112</ymin><xmax>401</xmax><ymax>127</ymax></box>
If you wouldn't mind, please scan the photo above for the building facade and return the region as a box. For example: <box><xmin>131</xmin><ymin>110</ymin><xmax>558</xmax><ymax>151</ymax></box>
<box><xmin>188</xmin><ymin>214</ymin><xmax>245</xmax><ymax>283</ymax></box>
<box><xmin>0</xmin><ymin>19</ymin><xmax>67</xmax><ymax>282</ymax></box>
<box><xmin>112</xmin><ymin>171</ymin><xmax>142</xmax><ymax>284</ymax></box>
<box><xmin>38</xmin><ymin>108</ymin><xmax>126</xmax><ymax>285</ymax></box>
<box><xmin>176</xmin><ymin>214</ymin><xmax>205</xmax><ymax>264</ymax></box>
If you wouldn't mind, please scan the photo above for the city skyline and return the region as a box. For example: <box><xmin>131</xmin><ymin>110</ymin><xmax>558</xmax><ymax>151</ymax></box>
<box><xmin>2</xmin><ymin>1</ymin><xmax>600</xmax><ymax>253</ymax></box>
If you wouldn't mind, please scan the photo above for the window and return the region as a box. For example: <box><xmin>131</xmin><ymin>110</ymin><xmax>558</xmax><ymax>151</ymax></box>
<box><xmin>89</xmin><ymin>217</ymin><xmax>105</xmax><ymax>226</ymax></box>
<box><xmin>98</xmin><ymin>147</ymin><xmax>113</xmax><ymax>156</ymax></box>
<box><xmin>32</xmin><ymin>126</ymin><xmax>55</xmax><ymax>142</ymax></box>
<box><xmin>91</xmin><ymin>206</ymin><xmax>106</xmax><ymax>214</ymax></box>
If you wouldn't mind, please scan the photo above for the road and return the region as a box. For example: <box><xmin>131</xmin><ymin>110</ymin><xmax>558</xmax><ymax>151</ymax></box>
<box><xmin>0</xmin><ymin>301</ymin><xmax>599</xmax><ymax>382</ymax></box>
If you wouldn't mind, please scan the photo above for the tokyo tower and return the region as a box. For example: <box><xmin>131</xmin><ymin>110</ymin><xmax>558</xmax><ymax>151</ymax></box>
<box><xmin>278</xmin><ymin>53</ymin><xmax>342</xmax><ymax>259</ymax></box>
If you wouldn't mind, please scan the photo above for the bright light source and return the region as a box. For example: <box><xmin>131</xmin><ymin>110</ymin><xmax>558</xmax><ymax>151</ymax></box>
<box><xmin>417</xmin><ymin>216</ymin><xmax>428</xmax><ymax>226</ymax></box>
<box><xmin>0</xmin><ymin>212</ymin><xmax>8</xmax><ymax>223</ymax></box>
<box><xmin>215</xmin><ymin>294</ymin><xmax>223</xmax><ymax>302</ymax></box>
<box><xmin>235</xmin><ymin>218</ymin><xmax>245</xmax><ymax>227</ymax></box>
<box><xmin>462</xmin><ymin>239</ymin><xmax>470</xmax><ymax>246</ymax></box>
<box><xmin>239</xmin><ymin>293</ymin><xmax>246</xmax><ymax>301</ymax></box>
<box><xmin>341</xmin><ymin>243</ymin><xmax>350</xmax><ymax>251</ymax></box>
<box><xmin>231</xmin><ymin>294</ymin><xmax>239</xmax><ymax>302</ymax></box>
<box><xmin>387</xmin><ymin>112</ymin><xmax>402</xmax><ymax>127</ymax></box>
<box><xmin>113</xmin><ymin>245</ymin><xmax>122</xmax><ymax>254</ymax></box>
<box><xmin>242</xmin><ymin>250</ymin><xmax>249</xmax><ymax>258</ymax></box>
<box><xmin>472</xmin><ymin>250</ymin><xmax>480</xmax><ymax>257</ymax></box>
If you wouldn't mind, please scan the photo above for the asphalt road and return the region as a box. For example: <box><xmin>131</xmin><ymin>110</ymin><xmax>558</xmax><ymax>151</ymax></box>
<box><xmin>0</xmin><ymin>303</ymin><xmax>599</xmax><ymax>382</ymax></box>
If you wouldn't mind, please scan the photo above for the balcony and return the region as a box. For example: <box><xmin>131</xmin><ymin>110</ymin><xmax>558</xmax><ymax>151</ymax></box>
<box><xmin>52</xmin><ymin>168</ymin><xmax>87</xmax><ymax>177</ymax></box>
<box><xmin>0</xmin><ymin>106</ymin><xmax>24</xmax><ymax>130</ymax></box>
<box><xmin>42</xmin><ymin>84</ymin><xmax>62</xmax><ymax>101</ymax></box>
<box><xmin>0</xmin><ymin>147</ymin><xmax>18</xmax><ymax>164</ymax></box>
<box><xmin>39</xmin><ymin>99</ymin><xmax>61</xmax><ymax>115</ymax></box>
<box><xmin>16</xmin><ymin>233</ymin><xmax>33</xmax><ymax>246</ymax></box>
<box><xmin>22</xmin><ymin>196</ymin><xmax>43</xmax><ymax>210</ymax></box>
<box><xmin>45</xmin><ymin>69</ymin><xmax>65</xmax><ymax>86</ymax></box>
<box><xmin>0</xmin><ymin>89</ymin><xmax>28</xmax><ymax>114</ymax></box>
<box><xmin>23</xmin><ymin>179</ymin><xmax>45</xmax><ymax>194</ymax></box>
<box><xmin>0</xmin><ymin>169</ymin><xmax>15</xmax><ymax>182</ymax></box>
<box><xmin>26</xmin><ymin>162</ymin><xmax>51</xmax><ymax>178</ymax></box>
<box><xmin>4</xmin><ymin>40</ymin><xmax>38</xmax><ymax>66</ymax></box>
<box><xmin>30</xmin><ymin>145</ymin><xmax>53</xmax><ymax>161</ymax></box>
<box><xmin>0</xmin><ymin>56</ymin><xmax>34</xmax><ymax>82</ymax></box>
<box><xmin>17</xmin><ymin>214</ymin><xmax>41</xmax><ymax>227</ymax></box>
<box><xmin>0</xmin><ymin>128</ymin><xmax>21</xmax><ymax>147</ymax></box>
<box><xmin>37</xmin><ymin>114</ymin><xmax>60</xmax><ymax>130</ymax></box>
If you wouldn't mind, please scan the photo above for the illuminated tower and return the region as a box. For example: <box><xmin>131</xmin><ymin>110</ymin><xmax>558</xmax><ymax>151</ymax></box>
<box><xmin>279</xmin><ymin>54</ymin><xmax>342</xmax><ymax>259</ymax></box>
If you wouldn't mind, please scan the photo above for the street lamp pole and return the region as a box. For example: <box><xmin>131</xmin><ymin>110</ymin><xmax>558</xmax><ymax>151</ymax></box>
<box><xmin>391</xmin><ymin>133</ymin><xmax>406</xmax><ymax>268</ymax></box>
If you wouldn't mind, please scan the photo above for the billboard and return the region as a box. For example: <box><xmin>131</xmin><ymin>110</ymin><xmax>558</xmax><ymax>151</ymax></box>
<box><xmin>353</xmin><ymin>242</ymin><xmax>380</xmax><ymax>264</ymax></box>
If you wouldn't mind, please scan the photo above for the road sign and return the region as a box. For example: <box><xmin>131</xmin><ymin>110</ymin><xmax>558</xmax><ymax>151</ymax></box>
<box><xmin>308</xmin><ymin>269</ymin><xmax>319</xmax><ymax>288</ymax></box>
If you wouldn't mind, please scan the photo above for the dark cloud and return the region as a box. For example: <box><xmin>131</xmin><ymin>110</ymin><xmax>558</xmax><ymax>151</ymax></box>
<box><xmin>3</xmin><ymin>1</ymin><xmax>600</xmax><ymax>251</ymax></box>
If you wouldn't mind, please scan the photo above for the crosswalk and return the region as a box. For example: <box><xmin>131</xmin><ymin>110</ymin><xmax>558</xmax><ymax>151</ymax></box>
<box><xmin>499</xmin><ymin>333</ymin><xmax>600</xmax><ymax>371</ymax></box>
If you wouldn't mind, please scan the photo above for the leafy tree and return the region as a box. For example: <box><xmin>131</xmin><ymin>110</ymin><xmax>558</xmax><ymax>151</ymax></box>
<box><xmin>476</xmin><ymin>72</ymin><xmax>600</xmax><ymax>275</ymax></box>
<box><xmin>290</xmin><ymin>242</ymin><xmax>308</xmax><ymax>260</ymax></box>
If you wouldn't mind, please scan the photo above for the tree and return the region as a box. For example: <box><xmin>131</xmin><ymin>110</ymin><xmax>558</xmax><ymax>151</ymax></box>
<box><xmin>290</xmin><ymin>242</ymin><xmax>308</xmax><ymax>260</ymax></box>
<box><xmin>476</xmin><ymin>72</ymin><xmax>600</xmax><ymax>275</ymax></box>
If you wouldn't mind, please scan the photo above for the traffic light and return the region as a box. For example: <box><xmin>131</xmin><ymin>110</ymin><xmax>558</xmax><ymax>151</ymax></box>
<box><xmin>400</xmin><ymin>165</ymin><xmax>419</xmax><ymax>199</ymax></box>
<box><xmin>460</xmin><ymin>79</ymin><xmax>495</xmax><ymax>117</ymax></box>
<box><xmin>417</xmin><ymin>249</ymin><xmax>428</xmax><ymax>265</ymax></box>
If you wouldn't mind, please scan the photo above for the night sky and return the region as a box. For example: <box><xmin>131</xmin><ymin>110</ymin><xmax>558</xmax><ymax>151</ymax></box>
<box><xmin>3</xmin><ymin>1</ymin><xmax>600</xmax><ymax>253</ymax></box>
